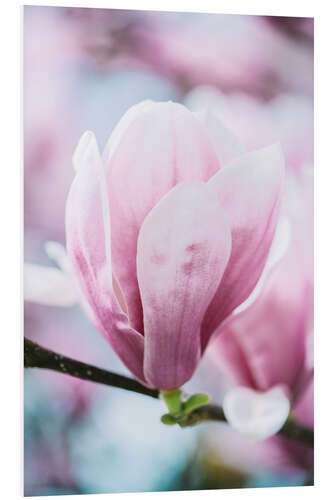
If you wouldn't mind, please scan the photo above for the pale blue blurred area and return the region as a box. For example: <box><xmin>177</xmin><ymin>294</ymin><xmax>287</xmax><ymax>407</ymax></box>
<box><xmin>25</xmin><ymin>372</ymin><xmax>197</xmax><ymax>495</ymax></box>
<box><xmin>69</xmin><ymin>389</ymin><xmax>197</xmax><ymax>493</ymax></box>
<box><xmin>73</xmin><ymin>66</ymin><xmax>179</xmax><ymax>148</ymax></box>
<box><xmin>248</xmin><ymin>473</ymin><xmax>307</xmax><ymax>488</ymax></box>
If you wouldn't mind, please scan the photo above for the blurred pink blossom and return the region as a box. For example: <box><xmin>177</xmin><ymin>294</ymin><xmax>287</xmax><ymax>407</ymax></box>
<box><xmin>24</xmin><ymin>7</ymin><xmax>82</xmax><ymax>239</ymax></box>
<box><xmin>185</xmin><ymin>86</ymin><xmax>313</xmax><ymax>171</ymax></box>
<box><xmin>201</xmin><ymin>422</ymin><xmax>310</xmax><ymax>478</ymax></box>
<box><xmin>24</xmin><ymin>303</ymin><xmax>96</xmax><ymax>415</ymax></box>
<box><xmin>211</xmin><ymin>165</ymin><xmax>313</xmax><ymax>427</ymax></box>
<box><xmin>72</xmin><ymin>11</ymin><xmax>313</xmax><ymax>98</ymax></box>
<box><xmin>201</xmin><ymin>168</ymin><xmax>313</xmax><ymax>472</ymax></box>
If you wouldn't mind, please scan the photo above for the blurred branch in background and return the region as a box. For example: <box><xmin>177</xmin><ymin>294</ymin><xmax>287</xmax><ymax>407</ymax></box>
<box><xmin>65</xmin><ymin>8</ymin><xmax>280</xmax><ymax>99</ymax></box>
<box><xmin>24</xmin><ymin>337</ymin><xmax>314</xmax><ymax>448</ymax></box>
<box><xmin>265</xmin><ymin>16</ymin><xmax>314</xmax><ymax>46</ymax></box>
<box><xmin>64</xmin><ymin>8</ymin><xmax>314</xmax><ymax>100</ymax></box>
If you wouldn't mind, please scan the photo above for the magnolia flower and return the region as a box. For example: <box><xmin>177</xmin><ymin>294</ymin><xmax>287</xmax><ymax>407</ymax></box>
<box><xmin>26</xmin><ymin>101</ymin><xmax>284</xmax><ymax>390</ymax></box>
<box><xmin>212</xmin><ymin>167</ymin><xmax>313</xmax><ymax>440</ymax></box>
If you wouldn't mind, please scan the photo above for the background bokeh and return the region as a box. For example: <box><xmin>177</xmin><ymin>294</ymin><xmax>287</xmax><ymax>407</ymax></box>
<box><xmin>24</xmin><ymin>6</ymin><xmax>314</xmax><ymax>496</ymax></box>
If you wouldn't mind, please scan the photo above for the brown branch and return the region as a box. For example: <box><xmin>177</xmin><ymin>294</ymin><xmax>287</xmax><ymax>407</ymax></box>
<box><xmin>24</xmin><ymin>337</ymin><xmax>313</xmax><ymax>448</ymax></box>
<box><xmin>24</xmin><ymin>337</ymin><xmax>158</xmax><ymax>399</ymax></box>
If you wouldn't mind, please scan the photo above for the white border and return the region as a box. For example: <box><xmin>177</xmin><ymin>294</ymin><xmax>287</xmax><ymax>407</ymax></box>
<box><xmin>2</xmin><ymin>1</ymin><xmax>333</xmax><ymax>499</ymax></box>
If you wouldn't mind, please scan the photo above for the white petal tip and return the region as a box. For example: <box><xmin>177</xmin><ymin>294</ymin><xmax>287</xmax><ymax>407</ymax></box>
<box><xmin>24</xmin><ymin>263</ymin><xmax>78</xmax><ymax>307</ymax></box>
<box><xmin>44</xmin><ymin>240</ymin><xmax>65</xmax><ymax>260</ymax></box>
<box><xmin>223</xmin><ymin>386</ymin><xmax>290</xmax><ymax>442</ymax></box>
<box><xmin>72</xmin><ymin>131</ymin><xmax>99</xmax><ymax>172</ymax></box>
<box><xmin>44</xmin><ymin>241</ymin><xmax>70</xmax><ymax>274</ymax></box>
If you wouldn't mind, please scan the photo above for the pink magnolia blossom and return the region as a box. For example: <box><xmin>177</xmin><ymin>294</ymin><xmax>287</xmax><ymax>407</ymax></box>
<box><xmin>66</xmin><ymin>102</ymin><xmax>284</xmax><ymax>389</ymax></box>
<box><xmin>64</xmin><ymin>100</ymin><xmax>284</xmax><ymax>390</ymax></box>
<box><xmin>211</xmin><ymin>166</ymin><xmax>313</xmax><ymax>436</ymax></box>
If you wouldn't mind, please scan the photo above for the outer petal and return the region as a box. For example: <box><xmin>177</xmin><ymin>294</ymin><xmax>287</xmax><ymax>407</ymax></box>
<box><xmin>45</xmin><ymin>240</ymin><xmax>126</xmax><ymax>319</ymax></box>
<box><xmin>137</xmin><ymin>182</ymin><xmax>231</xmax><ymax>389</ymax></box>
<box><xmin>66</xmin><ymin>131</ymin><xmax>146</xmax><ymax>383</ymax></box>
<box><xmin>106</xmin><ymin>102</ymin><xmax>220</xmax><ymax>333</ymax></box>
<box><xmin>201</xmin><ymin>144</ymin><xmax>284</xmax><ymax>348</ymax></box>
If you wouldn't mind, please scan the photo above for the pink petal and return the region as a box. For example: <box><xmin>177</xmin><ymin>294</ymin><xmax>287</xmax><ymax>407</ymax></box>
<box><xmin>212</xmin><ymin>166</ymin><xmax>313</xmax><ymax>398</ymax></box>
<box><xmin>201</xmin><ymin>144</ymin><xmax>285</xmax><ymax>349</ymax></box>
<box><xmin>66</xmin><ymin>131</ymin><xmax>146</xmax><ymax>383</ymax></box>
<box><xmin>137</xmin><ymin>182</ymin><xmax>231</xmax><ymax>389</ymax></box>
<box><xmin>214</xmin><ymin>268</ymin><xmax>309</xmax><ymax>393</ymax></box>
<box><xmin>105</xmin><ymin>102</ymin><xmax>220</xmax><ymax>333</ymax></box>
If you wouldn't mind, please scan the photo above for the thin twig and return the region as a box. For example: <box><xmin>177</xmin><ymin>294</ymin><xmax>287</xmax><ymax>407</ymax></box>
<box><xmin>24</xmin><ymin>337</ymin><xmax>158</xmax><ymax>399</ymax></box>
<box><xmin>24</xmin><ymin>337</ymin><xmax>314</xmax><ymax>447</ymax></box>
